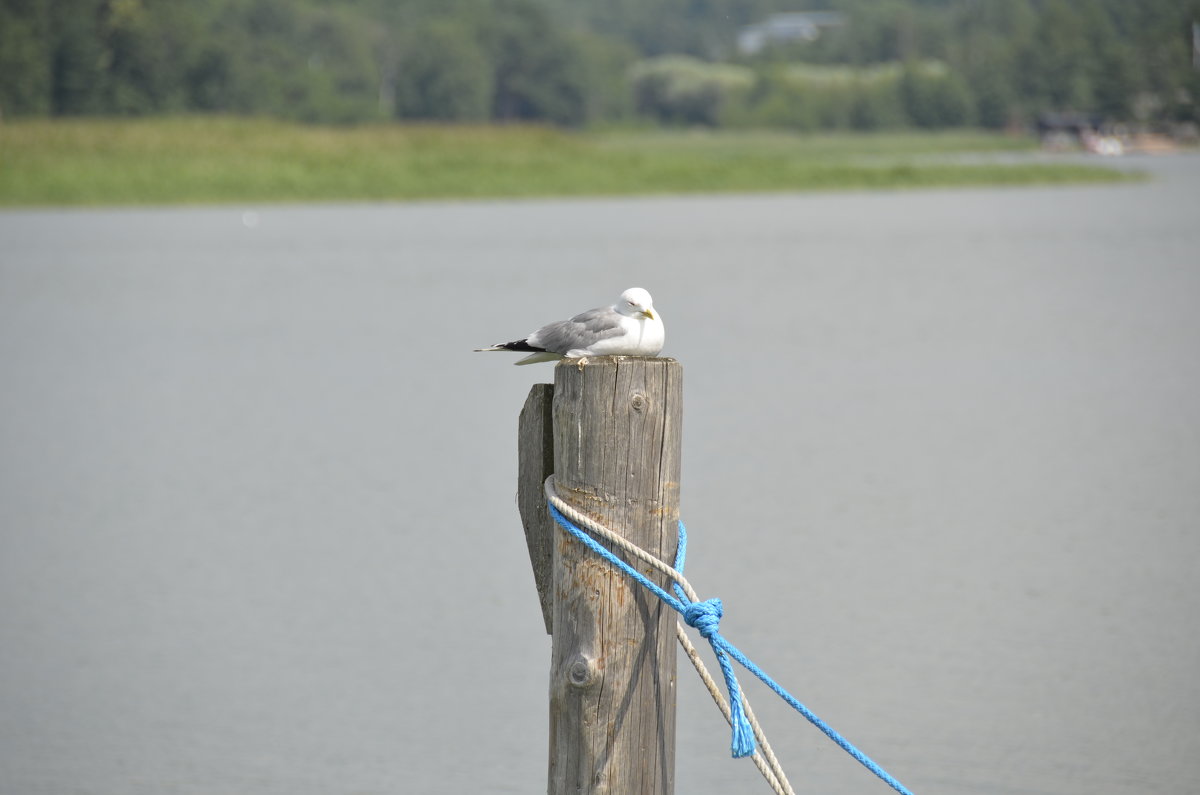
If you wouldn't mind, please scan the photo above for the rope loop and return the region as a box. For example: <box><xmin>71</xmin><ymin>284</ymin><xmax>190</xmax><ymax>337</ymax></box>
<box><xmin>544</xmin><ymin>475</ymin><xmax>914</xmax><ymax>795</ymax></box>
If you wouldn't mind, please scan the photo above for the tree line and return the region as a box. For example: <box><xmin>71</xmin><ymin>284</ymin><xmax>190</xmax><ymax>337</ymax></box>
<box><xmin>1</xmin><ymin>0</ymin><xmax>1197</xmax><ymax>130</ymax></box>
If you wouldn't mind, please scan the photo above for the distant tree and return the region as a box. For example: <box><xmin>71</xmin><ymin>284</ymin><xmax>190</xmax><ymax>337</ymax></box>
<box><xmin>838</xmin><ymin>0</ymin><xmax>917</xmax><ymax>64</ymax></box>
<box><xmin>49</xmin><ymin>0</ymin><xmax>110</xmax><ymax>114</ymax></box>
<box><xmin>393</xmin><ymin>22</ymin><xmax>492</xmax><ymax>121</ymax></box>
<box><xmin>1090</xmin><ymin>44</ymin><xmax>1136</xmax><ymax>121</ymax></box>
<box><xmin>485</xmin><ymin>0</ymin><xmax>588</xmax><ymax>125</ymax></box>
<box><xmin>953</xmin><ymin>0</ymin><xmax>1025</xmax><ymax>126</ymax></box>
<box><xmin>178</xmin><ymin>0</ymin><xmax>380</xmax><ymax>122</ymax></box>
<box><xmin>1017</xmin><ymin>0</ymin><xmax>1090</xmax><ymax>111</ymax></box>
<box><xmin>849</xmin><ymin>75</ymin><xmax>906</xmax><ymax>130</ymax></box>
<box><xmin>899</xmin><ymin>61</ymin><xmax>973</xmax><ymax>128</ymax></box>
<box><xmin>968</xmin><ymin>66</ymin><xmax>1015</xmax><ymax>129</ymax></box>
<box><xmin>543</xmin><ymin>0</ymin><xmax>769</xmax><ymax>58</ymax></box>
<box><xmin>1</xmin><ymin>0</ymin><xmax>1195</xmax><ymax>128</ymax></box>
<box><xmin>185</xmin><ymin>44</ymin><xmax>235</xmax><ymax>113</ymax></box>
<box><xmin>569</xmin><ymin>32</ymin><xmax>638</xmax><ymax>123</ymax></box>
<box><xmin>722</xmin><ymin>69</ymin><xmax>820</xmax><ymax>131</ymax></box>
<box><xmin>292</xmin><ymin>7</ymin><xmax>382</xmax><ymax>122</ymax></box>
<box><xmin>631</xmin><ymin>56</ymin><xmax>753</xmax><ymax>126</ymax></box>
<box><xmin>102</xmin><ymin>0</ymin><xmax>206</xmax><ymax>114</ymax></box>
<box><xmin>0</xmin><ymin>0</ymin><xmax>52</xmax><ymax>116</ymax></box>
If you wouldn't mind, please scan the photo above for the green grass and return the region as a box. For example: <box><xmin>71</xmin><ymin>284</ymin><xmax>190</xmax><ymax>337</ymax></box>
<box><xmin>0</xmin><ymin>117</ymin><xmax>1136</xmax><ymax>207</ymax></box>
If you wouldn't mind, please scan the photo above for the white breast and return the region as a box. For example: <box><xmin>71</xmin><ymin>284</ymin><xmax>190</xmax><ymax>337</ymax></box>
<box><xmin>567</xmin><ymin>313</ymin><xmax>665</xmax><ymax>358</ymax></box>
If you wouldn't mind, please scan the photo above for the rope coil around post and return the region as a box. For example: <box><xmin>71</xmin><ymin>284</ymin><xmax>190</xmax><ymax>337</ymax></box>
<box><xmin>544</xmin><ymin>476</ymin><xmax>914</xmax><ymax>795</ymax></box>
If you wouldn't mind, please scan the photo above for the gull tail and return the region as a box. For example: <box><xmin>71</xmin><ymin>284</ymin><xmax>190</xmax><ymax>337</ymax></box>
<box><xmin>475</xmin><ymin>338</ymin><xmax>541</xmax><ymax>353</ymax></box>
<box><xmin>475</xmin><ymin>339</ymin><xmax>562</xmax><ymax>365</ymax></box>
<box><xmin>514</xmin><ymin>351</ymin><xmax>563</xmax><ymax>365</ymax></box>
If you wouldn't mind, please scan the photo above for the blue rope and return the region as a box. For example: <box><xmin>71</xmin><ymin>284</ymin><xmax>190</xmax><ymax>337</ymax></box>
<box><xmin>546</xmin><ymin>501</ymin><xmax>914</xmax><ymax>795</ymax></box>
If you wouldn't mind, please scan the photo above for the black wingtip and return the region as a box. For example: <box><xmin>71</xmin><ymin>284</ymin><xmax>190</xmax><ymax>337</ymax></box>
<box><xmin>495</xmin><ymin>339</ymin><xmax>546</xmax><ymax>353</ymax></box>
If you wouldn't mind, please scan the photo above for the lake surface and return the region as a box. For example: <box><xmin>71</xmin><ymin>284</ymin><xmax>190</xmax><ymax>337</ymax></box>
<box><xmin>2</xmin><ymin>155</ymin><xmax>1198</xmax><ymax>795</ymax></box>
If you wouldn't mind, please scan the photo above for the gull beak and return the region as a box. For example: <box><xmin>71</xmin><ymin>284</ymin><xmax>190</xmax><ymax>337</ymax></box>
<box><xmin>642</xmin><ymin>308</ymin><xmax>657</xmax><ymax>320</ymax></box>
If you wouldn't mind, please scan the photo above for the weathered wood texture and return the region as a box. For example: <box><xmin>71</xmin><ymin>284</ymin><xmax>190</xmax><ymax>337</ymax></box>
<box><xmin>517</xmin><ymin>383</ymin><xmax>556</xmax><ymax>634</ymax></box>
<box><xmin>548</xmin><ymin>356</ymin><xmax>682</xmax><ymax>795</ymax></box>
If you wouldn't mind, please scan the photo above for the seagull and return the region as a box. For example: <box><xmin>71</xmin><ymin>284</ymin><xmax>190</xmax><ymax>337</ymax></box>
<box><xmin>475</xmin><ymin>287</ymin><xmax>665</xmax><ymax>365</ymax></box>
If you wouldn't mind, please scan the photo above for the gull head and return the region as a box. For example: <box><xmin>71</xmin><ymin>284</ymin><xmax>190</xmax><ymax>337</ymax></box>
<box><xmin>618</xmin><ymin>287</ymin><xmax>657</xmax><ymax>320</ymax></box>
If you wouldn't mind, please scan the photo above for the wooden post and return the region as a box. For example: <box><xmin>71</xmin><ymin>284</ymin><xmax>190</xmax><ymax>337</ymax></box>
<box><xmin>518</xmin><ymin>383</ymin><xmax>556</xmax><ymax>634</ymax></box>
<box><xmin>518</xmin><ymin>356</ymin><xmax>683</xmax><ymax>795</ymax></box>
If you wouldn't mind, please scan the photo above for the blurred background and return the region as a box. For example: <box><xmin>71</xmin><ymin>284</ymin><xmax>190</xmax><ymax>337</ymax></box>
<box><xmin>2</xmin><ymin>0</ymin><xmax>1199</xmax><ymax>135</ymax></box>
<box><xmin>2</xmin><ymin>2</ymin><xmax>1200</xmax><ymax>795</ymax></box>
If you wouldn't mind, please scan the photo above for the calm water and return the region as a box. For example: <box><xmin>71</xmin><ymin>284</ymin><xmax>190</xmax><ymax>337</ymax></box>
<box><xmin>2</xmin><ymin>156</ymin><xmax>1198</xmax><ymax>795</ymax></box>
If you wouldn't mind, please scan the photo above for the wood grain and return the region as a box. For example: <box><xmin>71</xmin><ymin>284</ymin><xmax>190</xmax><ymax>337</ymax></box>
<box><xmin>547</xmin><ymin>356</ymin><xmax>682</xmax><ymax>795</ymax></box>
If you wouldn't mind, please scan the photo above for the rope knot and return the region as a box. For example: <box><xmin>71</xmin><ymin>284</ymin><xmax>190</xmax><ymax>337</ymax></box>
<box><xmin>683</xmin><ymin>598</ymin><xmax>724</xmax><ymax>639</ymax></box>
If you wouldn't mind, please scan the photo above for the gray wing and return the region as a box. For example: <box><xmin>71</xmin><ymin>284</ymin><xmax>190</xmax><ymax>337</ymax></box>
<box><xmin>527</xmin><ymin>307</ymin><xmax>623</xmax><ymax>355</ymax></box>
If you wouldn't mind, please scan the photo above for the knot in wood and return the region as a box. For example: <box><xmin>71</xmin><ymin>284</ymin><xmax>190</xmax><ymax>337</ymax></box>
<box><xmin>630</xmin><ymin>393</ymin><xmax>647</xmax><ymax>412</ymax></box>
<box><xmin>567</xmin><ymin>655</ymin><xmax>599</xmax><ymax>689</ymax></box>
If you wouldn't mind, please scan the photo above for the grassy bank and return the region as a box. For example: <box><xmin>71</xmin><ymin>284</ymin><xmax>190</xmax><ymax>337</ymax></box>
<box><xmin>0</xmin><ymin>117</ymin><xmax>1135</xmax><ymax>206</ymax></box>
